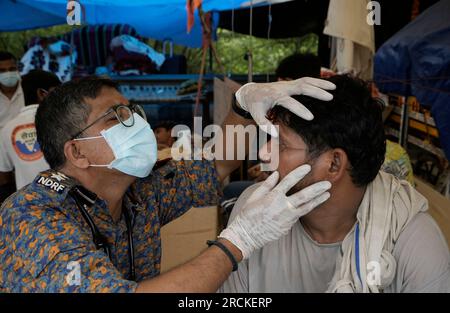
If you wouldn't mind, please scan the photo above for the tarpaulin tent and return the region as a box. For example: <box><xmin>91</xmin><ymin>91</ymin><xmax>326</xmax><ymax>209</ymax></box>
<box><xmin>374</xmin><ymin>0</ymin><xmax>450</xmax><ymax>160</ymax></box>
<box><xmin>0</xmin><ymin>0</ymin><xmax>292</xmax><ymax>47</ymax></box>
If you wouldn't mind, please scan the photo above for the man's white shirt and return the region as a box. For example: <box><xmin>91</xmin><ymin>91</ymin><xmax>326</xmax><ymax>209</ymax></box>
<box><xmin>0</xmin><ymin>104</ymin><xmax>49</xmax><ymax>189</ymax></box>
<box><xmin>0</xmin><ymin>84</ymin><xmax>24</xmax><ymax>129</ymax></box>
<box><xmin>220</xmin><ymin>183</ymin><xmax>450</xmax><ymax>293</ymax></box>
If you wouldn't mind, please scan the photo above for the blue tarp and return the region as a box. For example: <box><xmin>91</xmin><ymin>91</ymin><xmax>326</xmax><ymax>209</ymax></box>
<box><xmin>0</xmin><ymin>0</ymin><xmax>260</xmax><ymax>47</ymax></box>
<box><xmin>374</xmin><ymin>0</ymin><xmax>450</xmax><ymax>160</ymax></box>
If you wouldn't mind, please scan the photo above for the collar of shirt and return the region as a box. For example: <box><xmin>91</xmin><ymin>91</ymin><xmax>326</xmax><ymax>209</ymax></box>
<box><xmin>0</xmin><ymin>84</ymin><xmax>23</xmax><ymax>103</ymax></box>
<box><xmin>19</xmin><ymin>103</ymin><xmax>39</xmax><ymax>114</ymax></box>
<box><xmin>32</xmin><ymin>169</ymin><xmax>144</xmax><ymax>225</ymax></box>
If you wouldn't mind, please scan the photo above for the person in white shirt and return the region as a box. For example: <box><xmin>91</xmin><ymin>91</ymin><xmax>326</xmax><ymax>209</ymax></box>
<box><xmin>0</xmin><ymin>51</ymin><xmax>24</xmax><ymax>129</ymax></box>
<box><xmin>220</xmin><ymin>75</ymin><xmax>449</xmax><ymax>293</ymax></box>
<box><xmin>0</xmin><ymin>70</ymin><xmax>61</xmax><ymax>193</ymax></box>
<box><xmin>0</xmin><ymin>51</ymin><xmax>25</xmax><ymax>201</ymax></box>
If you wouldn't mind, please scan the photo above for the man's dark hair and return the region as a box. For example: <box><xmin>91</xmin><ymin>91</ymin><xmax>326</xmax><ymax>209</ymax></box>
<box><xmin>269</xmin><ymin>75</ymin><xmax>386</xmax><ymax>187</ymax></box>
<box><xmin>275</xmin><ymin>53</ymin><xmax>321</xmax><ymax>80</ymax></box>
<box><xmin>154</xmin><ymin>121</ymin><xmax>176</xmax><ymax>131</ymax></box>
<box><xmin>0</xmin><ymin>51</ymin><xmax>17</xmax><ymax>62</ymax></box>
<box><xmin>36</xmin><ymin>76</ymin><xmax>119</xmax><ymax>169</ymax></box>
<box><xmin>21</xmin><ymin>70</ymin><xmax>61</xmax><ymax>106</ymax></box>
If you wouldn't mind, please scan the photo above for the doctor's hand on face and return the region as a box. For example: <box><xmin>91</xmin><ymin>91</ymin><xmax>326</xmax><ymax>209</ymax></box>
<box><xmin>235</xmin><ymin>77</ymin><xmax>336</xmax><ymax>137</ymax></box>
<box><xmin>220</xmin><ymin>164</ymin><xmax>331</xmax><ymax>259</ymax></box>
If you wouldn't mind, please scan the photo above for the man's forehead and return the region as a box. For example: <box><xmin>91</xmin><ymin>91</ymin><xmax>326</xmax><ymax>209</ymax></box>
<box><xmin>275</xmin><ymin>121</ymin><xmax>306</xmax><ymax>145</ymax></box>
<box><xmin>276</xmin><ymin>122</ymin><xmax>295</xmax><ymax>138</ymax></box>
<box><xmin>0</xmin><ymin>59</ymin><xmax>16</xmax><ymax>68</ymax></box>
<box><xmin>85</xmin><ymin>86</ymin><xmax>128</xmax><ymax>113</ymax></box>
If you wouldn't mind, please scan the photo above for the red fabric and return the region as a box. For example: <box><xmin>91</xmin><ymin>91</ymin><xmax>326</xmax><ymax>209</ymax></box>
<box><xmin>186</xmin><ymin>0</ymin><xmax>202</xmax><ymax>33</ymax></box>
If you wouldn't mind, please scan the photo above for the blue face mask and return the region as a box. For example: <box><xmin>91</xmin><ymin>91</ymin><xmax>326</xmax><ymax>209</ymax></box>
<box><xmin>75</xmin><ymin>113</ymin><xmax>158</xmax><ymax>178</ymax></box>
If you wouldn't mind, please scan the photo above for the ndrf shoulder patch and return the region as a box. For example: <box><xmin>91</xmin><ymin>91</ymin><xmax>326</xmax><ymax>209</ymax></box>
<box><xmin>36</xmin><ymin>176</ymin><xmax>67</xmax><ymax>193</ymax></box>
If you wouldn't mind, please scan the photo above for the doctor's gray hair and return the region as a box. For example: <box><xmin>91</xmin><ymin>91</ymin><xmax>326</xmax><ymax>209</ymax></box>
<box><xmin>35</xmin><ymin>76</ymin><xmax>119</xmax><ymax>169</ymax></box>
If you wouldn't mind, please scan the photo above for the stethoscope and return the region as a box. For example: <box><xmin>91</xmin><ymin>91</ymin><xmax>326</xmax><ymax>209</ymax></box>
<box><xmin>69</xmin><ymin>187</ymin><xmax>136</xmax><ymax>281</ymax></box>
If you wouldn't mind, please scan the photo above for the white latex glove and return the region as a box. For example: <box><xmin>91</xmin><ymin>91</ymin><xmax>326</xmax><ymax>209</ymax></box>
<box><xmin>235</xmin><ymin>77</ymin><xmax>336</xmax><ymax>137</ymax></box>
<box><xmin>219</xmin><ymin>164</ymin><xmax>331</xmax><ymax>259</ymax></box>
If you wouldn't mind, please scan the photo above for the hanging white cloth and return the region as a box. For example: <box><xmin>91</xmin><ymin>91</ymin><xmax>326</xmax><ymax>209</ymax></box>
<box><xmin>323</xmin><ymin>0</ymin><xmax>375</xmax><ymax>80</ymax></box>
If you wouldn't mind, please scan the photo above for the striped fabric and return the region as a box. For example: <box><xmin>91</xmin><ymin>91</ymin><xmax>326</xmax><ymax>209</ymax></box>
<box><xmin>27</xmin><ymin>24</ymin><xmax>139</xmax><ymax>69</ymax></box>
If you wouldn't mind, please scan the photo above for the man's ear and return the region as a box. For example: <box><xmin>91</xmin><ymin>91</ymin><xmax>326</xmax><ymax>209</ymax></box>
<box><xmin>63</xmin><ymin>141</ymin><xmax>90</xmax><ymax>169</ymax></box>
<box><xmin>36</xmin><ymin>88</ymin><xmax>49</xmax><ymax>104</ymax></box>
<box><xmin>325</xmin><ymin>148</ymin><xmax>348</xmax><ymax>183</ymax></box>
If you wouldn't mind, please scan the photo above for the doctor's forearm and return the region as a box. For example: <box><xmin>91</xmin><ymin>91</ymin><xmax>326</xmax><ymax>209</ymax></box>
<box><xmin>135</xmin><ymin>239</ymin><xmax>242</xmax><ymax>293</ymax></box>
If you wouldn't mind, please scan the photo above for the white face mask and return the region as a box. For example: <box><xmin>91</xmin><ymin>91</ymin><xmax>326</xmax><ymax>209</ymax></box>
<box><xmin>0</xmin><ymin>71</ymin><xmax>20</xmax><ymax>88</ymax></box>
<box><xmin>74</xmin><ymin>113</ymin><xmax>158</xmax><ymax>178</ymax></box>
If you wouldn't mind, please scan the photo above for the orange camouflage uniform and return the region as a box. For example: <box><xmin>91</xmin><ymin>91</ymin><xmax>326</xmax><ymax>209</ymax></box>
<box><xmin>0</xmin><ymin>159</ymin><xmax>220</xmax><ymax>292</ymax></box>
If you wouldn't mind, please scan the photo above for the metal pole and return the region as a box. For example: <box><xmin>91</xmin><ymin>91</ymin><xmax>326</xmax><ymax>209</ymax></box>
<box><xmin>70</xmin><ymin>30</ymin><xmax>75</xmax><ymax>79</ymax></box>
<box><xmin>399</xmin><ymin>96</ymin><xmax>410</xmax><ymax>148</ymax></box>
<box><xmin>247</xmin><ymin>0</ymin><xmax>253</xmax><ymax>83</ymax></box>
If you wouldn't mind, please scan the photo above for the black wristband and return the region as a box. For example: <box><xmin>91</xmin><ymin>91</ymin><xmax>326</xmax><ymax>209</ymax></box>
<box><xmin>231</xmin><ymin>96</ymin><xmax>253</xmax><ymax>119</ymax></box>
<box><xmin>207</xmin><ymin>240</ymin><xmax>239</xmax><ymax>272</ymax></box>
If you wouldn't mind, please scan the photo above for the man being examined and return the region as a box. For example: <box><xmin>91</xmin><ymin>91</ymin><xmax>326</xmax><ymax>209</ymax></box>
<box><xmin>220</xmin><ymin>75</ymin><xmax>450</xmax><ymax>293</ymax></box>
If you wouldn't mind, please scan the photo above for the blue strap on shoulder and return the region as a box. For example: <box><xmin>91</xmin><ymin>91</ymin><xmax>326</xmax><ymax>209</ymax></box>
<box><xmin>355</xmin><ymin>223</ymin><xmax>362</xmax><ymax>285</ymax></box>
